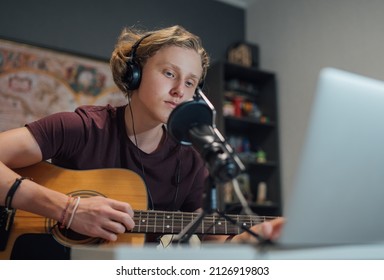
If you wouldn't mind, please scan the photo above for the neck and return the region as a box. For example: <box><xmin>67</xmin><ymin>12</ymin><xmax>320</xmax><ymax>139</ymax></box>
<box><xmin>125</xmin><ymin>105</ymin><xmax>165</xmax><ymax>154</ymax></box>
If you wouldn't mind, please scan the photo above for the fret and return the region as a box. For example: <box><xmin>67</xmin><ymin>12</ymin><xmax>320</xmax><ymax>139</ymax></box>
<box><xmin>177</xmin><ymin>212</ymin><xmax>183</xmax><ymax>231</ymax></box>
<box><xmin>239</xmin><ymin>216</ymin><xmax>248</xmax><ymax>230</ymax></box>
<box><xmin>171</xmin><ymin>212</ymin><xmax>174</xmax><ymax>233</ymax></box>
<box><xmin>181</xmin><ymin>212</ymin><xmax>184</xmax><ymax>232</ymax></box>
<box><xmin>162</xmin><ymin>211</ymin><xmax>165</xmax><ymax>233</ymax></box>
<box><xmin>218</xmin><ymin>219</ymin><xmax>225</xmax><ymax>234</ymax></box>
<box><xmin>183</xmin><ymin>212</ymin><xmax>193</xmax><ymax>231</ymax></box>
<box><xmin>153</xmin><ymin>211</ymin><xmax>157</xmax><ymax>233</ymax></box>
<box><xmin>138</xmin><ymin>212</ymin><xmax>141</xmax><ymax>232</ymax></box>
<box><xmin>145</xmin><ymin>211</ymin><xmax>149</xmax><ymax>233</ymax></box>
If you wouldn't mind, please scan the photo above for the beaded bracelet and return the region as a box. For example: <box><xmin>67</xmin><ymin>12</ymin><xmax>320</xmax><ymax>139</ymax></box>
<box><xmin>5</xmin><ymin>177</ymin><xmax>29</xmax><ymax>210</ymax></box>
<box><xmin>59</xmin><ymin>195</ymin><xmax>72</xmax><ymax>229</ymax></box>
<box><xmin>66</xmin><ymin>196</ymin><xmax>81</xmax><ymax>229</ymax></box>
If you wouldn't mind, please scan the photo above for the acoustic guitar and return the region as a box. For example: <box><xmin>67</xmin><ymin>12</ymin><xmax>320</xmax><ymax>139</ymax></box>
<box><xmin>0</xmin><ymin>162</ymin><xmax>273</xmax><ymax>259</ymax></box>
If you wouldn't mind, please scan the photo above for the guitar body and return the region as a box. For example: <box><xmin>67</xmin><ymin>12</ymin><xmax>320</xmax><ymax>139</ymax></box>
<box><xmin>0</xmin><ymin>162</ymin><xmax>148</xmax><ymax>259</ymax></box>
<box><xmin>0</xmin><ymin>162</ymin><xmax>272</xmax><ymax>259</ymax></box>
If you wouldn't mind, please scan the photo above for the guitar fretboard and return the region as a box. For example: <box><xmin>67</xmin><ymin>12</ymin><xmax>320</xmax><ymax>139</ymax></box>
<box><xmin>130</xmin><ymin>210</ymin><xmax>274</xmax><ymax>235</ymax></box>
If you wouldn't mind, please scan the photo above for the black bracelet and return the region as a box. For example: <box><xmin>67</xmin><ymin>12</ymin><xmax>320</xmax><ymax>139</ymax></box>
<box><xmin>5</xmin><ymin>177</ymin><xmax>29</xmax><ymax>210</ymax></box>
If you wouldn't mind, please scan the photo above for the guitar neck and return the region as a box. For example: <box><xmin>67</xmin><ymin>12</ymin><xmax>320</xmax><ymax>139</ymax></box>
<box><xmin>131</xmin><ymin>210</ymin><xmax>274</xmax><ymax>235</ymax></box>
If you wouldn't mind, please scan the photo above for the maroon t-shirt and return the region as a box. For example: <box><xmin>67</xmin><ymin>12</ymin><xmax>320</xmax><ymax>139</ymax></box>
<box><xmin>26</xmin><ymin>105</ymin><xmax>208</xmax><ymax>212</ymax></box>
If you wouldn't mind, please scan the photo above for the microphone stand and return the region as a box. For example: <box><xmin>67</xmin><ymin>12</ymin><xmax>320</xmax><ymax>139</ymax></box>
<box><xmin>169</xmin><ymin>88</ymin><xmax>261</xmax><ymax>245</ymax></box>
<box><xmin>172</xmin><ymin>164</ymin><xmax>261</xmax><ymax>245</ymax></box>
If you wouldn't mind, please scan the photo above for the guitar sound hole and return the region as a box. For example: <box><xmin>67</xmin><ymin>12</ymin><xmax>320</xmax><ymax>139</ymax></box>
<box><xmin>47</xmin><ymin>221</ymin><xmax>105</xmax><ymax>247</ymax></box>
<box><xmin>45</xmin><ymin>189</ymin><xmax>107</xmax><ymax>247</ymax></box>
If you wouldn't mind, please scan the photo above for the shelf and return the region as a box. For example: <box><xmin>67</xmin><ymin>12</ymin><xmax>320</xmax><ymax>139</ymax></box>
<box><xmin>247</xmin><ymin>161</ymin><xmax>277</xmax><ymax>168</ymax></box>
<box><xmin>206</xmin><ymin>61</ymin><xmax>282</xmax><ymax>217</ymax></box>
<box><xmin>223</xmin><ymin>62</ymin><xmax>275</xmax><ymax>83</ymax></box>
<box><xmin>224</xmin><ymin>115</ymin><xmax>276</xmax><ymax>128</ymax></box>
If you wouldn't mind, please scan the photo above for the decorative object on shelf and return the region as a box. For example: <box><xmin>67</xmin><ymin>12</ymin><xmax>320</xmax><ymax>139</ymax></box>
<box><xmin>256</xmin><ymin>148</ymin><xmax>267</xmax><ymax>163</ymax></box>
<box><xmin>223</xmin><ymin>101</ymin><xmax>235</xmax><ymax>116</ymax></box>
<box><xmin>243</xmin><ymin>101</ymin><xmax>262</xmax><ymax>119</ymax></box>
<box><xmin>223</xmin><ymin>181</ymin><xmax>234</xmax><ymax>203</ymax></box>
<box><xmin>226</xmin><ymin>42</ymin><xmax>259</xmax><ymax>68</ymax></box>
<box><xmin>259</xmin><ymin>115</ymin><xmax>269</xmax><ymax>123</ymax></box>
<box><xmin>256</xmin><ymin>181</ymin><xmax>267</xmax><ymax>204</ymax></box>
<box><xmin>223</xmin><ymin>92</ymin><xmax>261</xmax><ymax>119</ymax></box>
<box><xmin>232</xmin><ymin>96</ymin><xmax>243</xmax><ymax>117</ymax></box>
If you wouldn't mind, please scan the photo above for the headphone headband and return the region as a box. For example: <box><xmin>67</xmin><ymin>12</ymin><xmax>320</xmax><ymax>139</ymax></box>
<box><xmin>125</xmin><ymin>32</ymin><xmax>205</xmax><ymax>91</ymax></box>
<box><xmin>130</xmin><ymin>33</ymin><xmax>152</xmax><ymax>59</ymax></box>
<box><xmin>124</xmin><ymin>33</ymin><xmax>152</xmax><ymax>91</ymax></box>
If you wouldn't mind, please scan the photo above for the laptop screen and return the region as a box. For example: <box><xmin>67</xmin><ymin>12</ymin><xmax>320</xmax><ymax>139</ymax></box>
<box><xmin>278</xmin><ymin>68</ymin><xmax>384</xmax><ymax>246</ymax></box>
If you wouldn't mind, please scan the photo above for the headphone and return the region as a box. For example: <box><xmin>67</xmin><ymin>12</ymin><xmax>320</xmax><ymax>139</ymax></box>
<box><xmin>124</xmin><ymin>32</ymin><xmax>205</xmax><ymax>91</ymax></box>
<box><xmin>124</xmin><ymin>33</ymin><xmax>152</xmax><ymax>90</ymax></box>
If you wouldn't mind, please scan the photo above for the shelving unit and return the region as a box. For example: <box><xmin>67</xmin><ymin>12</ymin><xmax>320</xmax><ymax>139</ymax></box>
<box><xmin>205</xmin><ymin>61</ymin><xmax>282</xmax><ymax>217</ymax></box>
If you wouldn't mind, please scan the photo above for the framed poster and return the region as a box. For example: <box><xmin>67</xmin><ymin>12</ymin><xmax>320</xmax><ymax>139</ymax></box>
<box><xmin>0</xmin><ymin>38</ymin><xmax>126</xmax><ymax>132</ymax></box>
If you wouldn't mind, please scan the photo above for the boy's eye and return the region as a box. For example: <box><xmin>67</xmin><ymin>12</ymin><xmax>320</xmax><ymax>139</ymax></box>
<box><xmin>185</xmin><ymin>81</ymin><xmax>195</xmax><ymax>88</ymax></box>
<box><xmin>164</xmin><ymin>71</ymin><xmax>174</xmax><ymax>78</ymax></box>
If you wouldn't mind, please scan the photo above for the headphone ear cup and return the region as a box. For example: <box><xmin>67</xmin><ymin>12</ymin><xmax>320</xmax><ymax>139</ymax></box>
<box><xmin>125</xmin><ymin>59</ymin><xmax>141</xmax><ymax>90</ymax></box>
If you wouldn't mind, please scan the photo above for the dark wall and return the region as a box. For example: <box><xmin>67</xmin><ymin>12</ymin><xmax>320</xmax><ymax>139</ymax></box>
<box><xmin>0</xmin><ymin>0</ymin><xmax>244</xmax><ymax>62</ymax></box>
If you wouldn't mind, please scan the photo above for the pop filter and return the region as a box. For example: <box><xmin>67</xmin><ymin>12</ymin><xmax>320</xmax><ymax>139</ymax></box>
<box><xmin>167</xmin><ymin>88</ymin><xmax>215</xmax><ymax>145</ymax></box>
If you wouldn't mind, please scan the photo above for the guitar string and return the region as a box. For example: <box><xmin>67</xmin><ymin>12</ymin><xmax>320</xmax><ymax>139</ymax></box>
<box><xmin>132</xmin><ymin>212</ymin><xmax>272</xmax><ymax>225</ymax></box>
<box><xmin>131</xmin><ymin>210</ymin><xmax>274</xmax><ymax>234</ymax></box>
<box><xmin>132</xmin><ymin>210</ymin><xmax>275</xmax><ymax>222</ymax></box>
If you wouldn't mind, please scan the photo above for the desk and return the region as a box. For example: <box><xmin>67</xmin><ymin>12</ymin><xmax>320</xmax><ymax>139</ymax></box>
<box><xmin>71</xmin><ymin>243</ymin><xmax>384</xmax><ymax>260</ymax></box>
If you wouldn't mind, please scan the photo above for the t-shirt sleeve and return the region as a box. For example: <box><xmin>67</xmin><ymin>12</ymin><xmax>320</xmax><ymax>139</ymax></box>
<box><xmin>26</xmin><ymin>111</ymin><xmax>87</xmax><ymax>160</ymax></box>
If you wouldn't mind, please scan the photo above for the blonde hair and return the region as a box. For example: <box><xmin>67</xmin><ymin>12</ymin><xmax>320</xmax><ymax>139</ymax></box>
<box><xmin>110</xmin><ymin>25</ymin><xmax>210</xmax><ymax>95</ymax></box>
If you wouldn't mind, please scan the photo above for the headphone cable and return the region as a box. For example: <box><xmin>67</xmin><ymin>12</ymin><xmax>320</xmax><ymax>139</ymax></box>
<box><xmin>127</xmin><ymin>98</ymin><xmax>155</xmax><ymax>210</ymax></box>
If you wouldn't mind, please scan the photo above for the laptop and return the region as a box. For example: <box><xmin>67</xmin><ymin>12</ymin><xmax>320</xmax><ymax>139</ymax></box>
<box><xmin>277</xmin><ymin>67</ymin><xmax>384</xmax><ymax>247</ymax></box>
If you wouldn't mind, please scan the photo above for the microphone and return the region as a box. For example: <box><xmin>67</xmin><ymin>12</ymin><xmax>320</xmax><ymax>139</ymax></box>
<box><xmin>167</xmin><ymin>88</ymin><xmax>245</xmax><ymax>183</ymax></box>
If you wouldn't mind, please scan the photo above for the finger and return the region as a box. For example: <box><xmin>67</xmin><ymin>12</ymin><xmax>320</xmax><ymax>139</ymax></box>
<box><xmin>109</xmin><ymin>199</ymin><xmax>135</xmax><ymax>217</ymax></box>
<box><xmin>270</xmin><ymin>217</ymin><xmax>285</xmax><ymax>240</ymax></box>
<box><xmin>80</xmin><ymin>222</ymin><xmax>119</xmax><ymax>242</ymax></box>
<box><xmin>260</xmin><ymin>222</ymin><xmax>273</xmax><ymax>239</ymax></box>
<box><xmin>106</xmin><ymin>209</ymin><xmax>136</xmax><ymax>231</ymax></box>
<box><xmin>98</xmin><ymin>229</ymin><xmax>118</xmax><ymax>242</ymax></box>
<box><xmin>102</xmin><ymin>219</ymin><xmax>127</xmax><ymax>235</ymax></box>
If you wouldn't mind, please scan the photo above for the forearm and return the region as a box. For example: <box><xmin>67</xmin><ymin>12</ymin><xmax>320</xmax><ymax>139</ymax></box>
<box><xmin>0</xmin><ymin>160</ymin><xmax>66</xmax><ymax>222</ymax></box>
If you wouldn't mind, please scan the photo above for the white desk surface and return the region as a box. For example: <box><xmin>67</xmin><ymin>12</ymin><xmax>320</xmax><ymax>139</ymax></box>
<box><xmin>71</xmin><ymin>242</ymin><xmax>384</xmax><ymax>260</ymax></box>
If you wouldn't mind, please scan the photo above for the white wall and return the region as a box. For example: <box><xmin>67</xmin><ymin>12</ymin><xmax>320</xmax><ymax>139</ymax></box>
<box><xmin>246</xmin><ymin>0</ymin><xmax>384</xmax><ymax>204</ymax></box>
